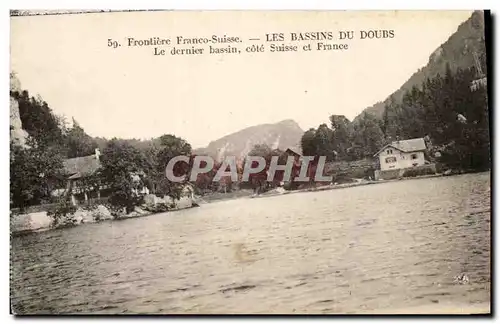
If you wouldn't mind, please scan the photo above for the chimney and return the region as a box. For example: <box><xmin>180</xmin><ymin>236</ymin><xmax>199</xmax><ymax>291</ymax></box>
<box><xmin>95</xmin><ymin>148</ymin><xmax>101</xmax><ymax>161</ymax></box>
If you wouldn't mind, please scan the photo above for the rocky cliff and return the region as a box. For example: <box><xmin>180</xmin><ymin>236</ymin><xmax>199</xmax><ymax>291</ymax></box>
<box><xmin>10</xmin><ymin>72</ymin><xmax>28</xmax><ymax>147</ymax></box>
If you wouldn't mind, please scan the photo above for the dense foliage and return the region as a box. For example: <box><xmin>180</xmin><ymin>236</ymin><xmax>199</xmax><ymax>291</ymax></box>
<box><xmin>383</xmin><ymin>64</ymin><xmax>489</xmax><ymax>171</ymax></box>
<box><xmin>300</xmin><ymin>64</ymin><xmax>490</xmax><ymax>171</ymax></box>
<box><xmin>98</xmin><ymin>139</ymin><xmax>175</xmax><ymax>215</ymax></box>
<box><xmin>10</xmin><ymin>87</ymin><xmax>101</xmax><ymax>209</ymax></box>
<box><xmin>10</xmin><ymin>79</ymin><xmax>200</xmax><ymax>210</ymax></box>
<box><xmin>10</xmin><ymin>137</ymin><xmax>65</xmax><ymax>210</ymax></box>
<box><xmin>357</xmin><ymin>10</ymin><xmax>486</xmax><ymax>119</ymax></box>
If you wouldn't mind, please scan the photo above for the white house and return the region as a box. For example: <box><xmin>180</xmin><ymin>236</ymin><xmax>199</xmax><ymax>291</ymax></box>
<box><xmin>374</xmin><ymin>138</ymin><xmax>427</xmax><ymax>171</ymax></box>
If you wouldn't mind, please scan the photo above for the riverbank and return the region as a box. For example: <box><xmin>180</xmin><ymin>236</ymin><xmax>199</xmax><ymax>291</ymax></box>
<box><xmin>11</xmin><ymin>171</ymin><xmax>488</xmax><ymax>236</ymax></box>
<box><xmin>10</xmin><ymin>194</ymin><xmax>198</xmax><ymax>236</ymax></box>
<box><xmin>253</xmin><ymin>173</ymin><xmax>446</xmax><ymax>200</ymax></box>
<box><xmin>196</xmin><ymin>189</ymin><xmax>255</xmax><ymax>204</ymax></box>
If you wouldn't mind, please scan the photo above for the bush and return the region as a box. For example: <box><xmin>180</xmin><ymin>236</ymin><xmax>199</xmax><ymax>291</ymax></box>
<box><xmin>108</xmin><ymin>188</ymin><xmax>145</xmax><ymax>216</ymax></box>
<box><xmin>47</xmin><ymin>199</ymin><xmax>77</xmax><ymax>228</ymax></box>
<box><xmin>283</xmin><ymin>182</ymin><xmax>300</xmax><ymax>191</ymax></box>
<box><xmin>435</xmin><ymin>162</ymin><xmax>446</xmax><ymax>174</ymax></box>
<box><xmin>143</xmin><ymin>202</ymin><xmax>170</xmax><ymax>213</ymax></box>
<box><xmin>364</xmin><ymin>167</ymin><xmax>376</xmax><ymax>180</ymax></box>
<box><xmin>402</xmin><ymin>167</ymin><xmax>436</xmax><ymax>178</ymax></box>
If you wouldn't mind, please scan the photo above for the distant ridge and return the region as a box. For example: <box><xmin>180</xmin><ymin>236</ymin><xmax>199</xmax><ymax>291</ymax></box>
<box><xmin>193</xmin><ymin>119</ymin><xmax>304</xmax><ymax>161</ymax></box>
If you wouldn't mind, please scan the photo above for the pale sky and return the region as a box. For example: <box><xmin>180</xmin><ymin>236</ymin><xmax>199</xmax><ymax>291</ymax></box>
<box><xmin>10</xmin><ymin>10</ymin><xmax>473</xmax><ymax>148</ymax></box>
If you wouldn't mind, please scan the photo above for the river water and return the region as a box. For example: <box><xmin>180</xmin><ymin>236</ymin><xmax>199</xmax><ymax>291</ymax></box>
<box><xmin>10</xmin><ymin>172</ymin><xmax>491</xmax><ymax>314</ymax></box>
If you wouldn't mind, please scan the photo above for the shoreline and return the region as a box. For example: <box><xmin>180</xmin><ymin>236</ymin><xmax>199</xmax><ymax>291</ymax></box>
<box><xmin>11</xmin><ymin>171</ymin><xmax>489</xmax><ymax>236</ymax></box>
<box><xmin>253</xmin><ymin>173</ymin><xmax>446</xmax><ymax>199</ymax></box>
<box><xmin>252</xmin><ymin>169</ymin><xmax>489</xmax><ymax>200</ymax></box>
<box><xmin>10</xmin><ymin>202</ymin><xmax>201</xmax><ymax>237</ymax></box>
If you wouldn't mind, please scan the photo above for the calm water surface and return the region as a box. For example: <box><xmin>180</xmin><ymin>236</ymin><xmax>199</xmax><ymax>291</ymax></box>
<box><xmin>10</xmin><ymin>173</ymin><xmax>491</xmax><ymax>314</ymax></box>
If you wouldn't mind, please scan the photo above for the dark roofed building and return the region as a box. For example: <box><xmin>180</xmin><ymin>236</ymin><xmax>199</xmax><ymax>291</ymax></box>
<box><xmin>63</xmin><ymin>152</ymin><xmax>101</xmax><ymax>180</ymax></box>
<box><xmin>60</xmin><ymin>149</ymin><xmax>103</xmax><ymax>205</ymax></box>
<box><xmin>285</xmin><ymin>147</ymin><xmax>302</xmax><ymax>157</ymax></box>
<box><xmin>59</xmin><ymin>148</ymin><xmax>150</xmax><ymax>205</ymax></box>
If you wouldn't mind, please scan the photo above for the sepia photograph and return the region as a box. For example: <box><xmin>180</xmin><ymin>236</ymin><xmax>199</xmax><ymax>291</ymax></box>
<box><xmin>9</xmin><ymin>9</ymin><xmax>491</xmax><ymax>315</ymax></box>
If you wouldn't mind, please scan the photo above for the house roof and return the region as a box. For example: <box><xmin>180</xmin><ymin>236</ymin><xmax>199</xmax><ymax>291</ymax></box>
<box><xmin>374</xmin><ymin>138</ymin><xmax>427</xmax><ymax>157</ymax></box>
<box><xmin>62</xmin><ymin>155</ymin><xmax>101</xmax><ymax>179</ymax></box>
<box><xmin>286</xmin><ymin>147</ymin><xmax>302</xmax><ymax>156</ymax></box>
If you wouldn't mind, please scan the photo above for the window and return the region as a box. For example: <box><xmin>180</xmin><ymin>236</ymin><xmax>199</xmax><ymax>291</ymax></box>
<box><xmin>385</xmin><ymin>157</ymin><xmax>397</xmax><ymax>163</ymax></box>
<box><xmin>411</xmin><ymin>153</ymin><xmax>418</xmax><ymax>160</ymax></box>
<box><xmin>387</xmin><ymin>149</ymin><xmax>393</xmax><ymax>154</ymax></box>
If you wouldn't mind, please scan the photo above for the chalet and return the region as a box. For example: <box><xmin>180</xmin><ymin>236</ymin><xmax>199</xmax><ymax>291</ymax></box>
<box><xmin>61</xmin><ymin>148</ymin><xmax>149</xmax><ymax>205</ymax></box>
<box><xmin>373</xmin><ymin>138</ymin><xmax>427</xmax><ymax>171</ymax></box>
<box><xmin>61</xmin><ymin>148</ymin><xmax>102</xmax><ymax>205</ymax></box>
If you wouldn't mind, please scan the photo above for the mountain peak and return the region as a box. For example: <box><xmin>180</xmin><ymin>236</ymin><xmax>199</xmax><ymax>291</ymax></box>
<box><xmin>195</xmin><ymin>120</ymin><xmax>304</xmax><ymax>160</ymax></box>
<box><xmin>277</xmin><ymin>119</ymin><xmax>300</xmax><ymax>126</ymax></box>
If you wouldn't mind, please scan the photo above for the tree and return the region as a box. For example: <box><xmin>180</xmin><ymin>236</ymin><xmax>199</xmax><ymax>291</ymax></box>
<box><xmin>100</xmin><ymin>139</ymin><xmax>148</xmax><ymax>214</ymax></box>
<box><xmin>350</xmin><ymin>113</ymin><xmax>385</xmax><ymax>158</ymax></box>
<box><xmin>154</xmin><ymin>134</ymin><xmax>193</xmax><ymax>199</ymax></box>
<box><xmin>313</xmin><ymin>124</ymin><xmax>335</xmax><ymax>160</ymax></box>
<box><xmin>382</xmin><ymin>95</ymin><xmax>404</xmax><ymax>142</ymax></box>
<box><xmin>243</xmin><ymin>144</ymin><xmax>292</xmax><ymax>193</ymax></box>
<box><xmin>301</xmin><ymin>128</ymin><xmax>318</xmax><ymax>156</ymax></box>
<box><xmin>244</xmin><ymin>144</ymin><xmax>272</xmax><ymax>193</ymax></box>
<box><xmin>64</xmin><ymin>118</ymin><xmax>98</xmax><ymax>158</ymax></box>
<box><xmin>12</xmin><ymin>90</ymin><xmax>65</xmax><ymax>149</ymax></box>
<box><xmin>329</xmin><ymin>115</ymin><xmax>352</xmax><ymax>159</ymax></box>
<box><xmin>156</xmin><ymin>134</ymin><xmax>192</xmax><ymax>167</ymax></box>
<box><xmin>10</xmin><ymin>137</ymin><xmax>64</xmax><ymax>210</ymax></box>
<box><xmin>377</xmin><ymin>65</ymin><xmax>490</xmax><ymax>171</ymax></box>
<box><xmin>192</xmin><ymin>156</ymin><xmax>217</xmax><ymax>192</ymax></box>
<box><xmin>247</xmin><ymin>144</ymin><xmax>272</xmax><ymax>159</ymax></box>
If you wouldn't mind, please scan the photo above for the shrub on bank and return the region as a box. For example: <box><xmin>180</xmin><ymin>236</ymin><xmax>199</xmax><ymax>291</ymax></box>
<box><xmin>143</xmin><ymin>202</ymin><xmax>170</xmax><ymax>213</ymax></box>
<box><xmin>283</xmin><ymin>181</ymin><xmax>300</xmax><ymax>191</ymax></box>
<box><xmin>402</xmin><ymin>167</ymin><xmax>436</xmax><ymax>178</ymax></box>
<box><xmin>79</xmin><ymin>204</ymin><xmax>113</xmax><ymax>222</ymax></box>
<box><xmin>435</xmin><ymin>162</ymin><xmax>446</xmax><ymax>174</ymax></box>
<box><xmin>47</xmin><ymin>199</ymin><xmax>78</xmax><ymax>229</ymax></box>
<box><xmin>108</xmin><ymin>188</ymin><xmax>145</xmax><ymax>218</ymax></box>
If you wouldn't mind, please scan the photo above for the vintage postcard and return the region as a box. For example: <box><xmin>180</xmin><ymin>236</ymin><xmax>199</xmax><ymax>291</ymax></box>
<box><xmin>9</xmin><ymin>10</ymin><xmax>491</xmax><ymax>315</ymax></box>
